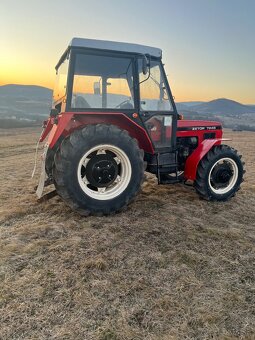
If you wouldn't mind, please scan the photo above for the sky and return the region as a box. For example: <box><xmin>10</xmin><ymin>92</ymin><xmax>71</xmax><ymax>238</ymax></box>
<box><xmin>0</xmin><ymin>0</ymin><xmax>254</xmax><ymax>103</ymax></box>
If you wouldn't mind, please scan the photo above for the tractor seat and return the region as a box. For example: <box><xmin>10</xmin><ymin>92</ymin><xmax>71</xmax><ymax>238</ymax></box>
<box><xmin>75</xmin><ymin>96</ymin><xmax>91</xmax><ymax>108</ymax></box>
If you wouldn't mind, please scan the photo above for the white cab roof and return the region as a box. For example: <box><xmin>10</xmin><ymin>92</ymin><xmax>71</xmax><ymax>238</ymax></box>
<box><xmin>69</xmin><ymin>37</ymin><xmax>162</xmax><ymax>58</ymax></box>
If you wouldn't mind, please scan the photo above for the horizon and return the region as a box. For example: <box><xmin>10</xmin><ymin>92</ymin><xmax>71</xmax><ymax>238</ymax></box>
<box><xmin>1</xmin><ymin>0</ymin><xmax>255</xmax><ymax>104</ymax></box>
<box><xmin>1</xmin><ymin>83</ymin><xmax>254</xmax><ymax>105</ymax></box>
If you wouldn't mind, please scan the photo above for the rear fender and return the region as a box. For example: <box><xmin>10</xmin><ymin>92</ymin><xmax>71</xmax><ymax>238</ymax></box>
<box><xmin>39</xmin><ymin>117</ymin><xmax>55</xmax><ymax>142</ymax></box>
<box><xmin>46</xmin><ymin>113</ymin><xmax>74</xmax><ymax>148</ymax></box>
<box><xmin>44</xmin><ymin>112</ymin><xmax>154</xmax><ymax>154</ymax></box>
<box><xmin>184</xmin><ymin>138</ymin><xmax>231</xmax><ymax>180</ymax></box>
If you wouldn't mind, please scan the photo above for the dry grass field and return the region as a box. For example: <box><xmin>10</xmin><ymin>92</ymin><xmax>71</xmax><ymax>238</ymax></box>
<box><xmin>0</xmin><ymin>127</ymin><xmax>254</xmax><ymax>339</ymax></box>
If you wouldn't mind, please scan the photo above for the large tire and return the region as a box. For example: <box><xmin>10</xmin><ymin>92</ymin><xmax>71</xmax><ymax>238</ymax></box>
<box><xmin>45</xmin><ymin>137</ymin><xmax>64</xmax><ymax>179</ymax></box>
<box><xmin>194</xmin><ymin>145</ymin><xmax>244</xmax><ymax>201</ymax></box>
<box><xmin>53</xmin><ymin>124</ymin><xmax>144</xmax><ymax>216</ymax></box>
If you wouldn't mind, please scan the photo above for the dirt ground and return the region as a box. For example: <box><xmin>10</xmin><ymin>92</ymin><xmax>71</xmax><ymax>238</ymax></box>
<box><xmin>0</xmin><ymin>127</ymin><xmax>254</xmax><ymax>339</ymax></box>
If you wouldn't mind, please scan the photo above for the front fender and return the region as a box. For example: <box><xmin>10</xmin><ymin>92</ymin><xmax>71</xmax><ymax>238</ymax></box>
<box><xmin>184</xmin><ymin>138</ymin><xmax>230</xmax><ymax>180</ymax></box>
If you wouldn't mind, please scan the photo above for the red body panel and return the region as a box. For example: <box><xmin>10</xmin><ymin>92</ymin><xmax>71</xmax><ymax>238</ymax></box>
<box><xmin>177</xmin><ymin>120</ymin><xmax>224</xmax><ymax>180</ymax></box>
<box><xmin>40</xmin><ymin>113</ymin><xmax>226</xmax><ymax>181</ymax></box>
<box><xmin>46</xmin><ymin>113</ymin><xmax>73</xmax><ymax>147</ymax></box>
<box><xmin>184</xmin><ymin>138</ymin><xmax>231</xmax><ymax>180</ymax></box>
<box><xmin>39</xmin><ymin>117</ymin><xmax>54</xmax><ymax>142</ymax></box>
<box><xmin>177</xmin><ymin>120</ymin><xmax>223</xmax><ymax>142</ymax></box>
<box><xmin>42</xmin><ymin>112</ymin><xmax>154</xmax><ymax>154</ymax></box>
<box><xmin>184</xmin><ymin>139</ymin><xmax>222</xmax><ymax>180</ymax></box>
<box><xmin>178</xmin><ymin>120</ymin><xmax>222</xmax><ymax>128</ymax></box>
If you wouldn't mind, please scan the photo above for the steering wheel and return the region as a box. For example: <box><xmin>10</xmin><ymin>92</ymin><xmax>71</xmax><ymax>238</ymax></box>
<box><xmin>115</xmin><ymin>99</ymin><xmax>133</xmax><ymax>109</ymax></box>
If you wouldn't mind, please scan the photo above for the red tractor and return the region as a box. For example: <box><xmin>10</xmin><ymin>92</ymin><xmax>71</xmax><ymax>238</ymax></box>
<box><xmin>36</xmin><ymin>38</ymin><xmax>244</xmax><ymax>215</ymax></box>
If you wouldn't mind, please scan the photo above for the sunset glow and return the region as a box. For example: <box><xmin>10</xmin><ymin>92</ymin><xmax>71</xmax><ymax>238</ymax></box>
<box><xmin>1</xmin><ymin>0</ymin><xmax>254</xmax><ymax>104</ymax></box>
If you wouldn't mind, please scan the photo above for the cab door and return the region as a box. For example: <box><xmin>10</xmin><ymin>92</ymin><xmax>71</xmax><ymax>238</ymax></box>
<box><xmin>138</xmin><ymin>58</ymin><xmax>177</xmax><ymax>151</ymax></box>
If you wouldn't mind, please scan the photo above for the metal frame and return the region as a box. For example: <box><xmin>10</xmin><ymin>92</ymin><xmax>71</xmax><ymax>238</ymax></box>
<box><xmin>65</xmin><ymin>47</ymin><xmax>139</xmax><ymax>114</ymax></box>
<box><xmin>136</xmin><ymin>57</ymin><xmax>178</xmax><ymax>151</ymax></box>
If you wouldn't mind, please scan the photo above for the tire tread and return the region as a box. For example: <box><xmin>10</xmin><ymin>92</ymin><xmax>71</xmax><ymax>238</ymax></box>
<box><xmin>53</xmin><ymin>124</ymin><xmax>144</xmax><ymax>216</ymax></box>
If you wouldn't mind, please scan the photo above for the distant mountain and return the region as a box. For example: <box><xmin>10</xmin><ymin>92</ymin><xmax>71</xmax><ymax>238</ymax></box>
<box><xmin>176</xmin><ymin>98</ymin><xmax>255</xmax><ymax>132</ymax></box>
<box><xmin>0</xmin><ymin>84</ymin><xmax>52</xmax><ymax>100</ymax></box>
<box><xmin>0</xmin><ymin>84</ymin><xmax>255</xmax><ymax>130</ymax></box>
<box><xmin>0</xmin><ymin>84</ymin><xmax>52</xmax><ymax>127</ymax></box>
<box><xmin>175</xmin><ymin>103</ymin><xmax>188</xmax><ymax>111</ymax></box>
<box><xmin>177</xmin><ymin>101</ymin><xmax>204</xmax><ymax>107</ymax></box>
<box><xmin>176</xmin><ymin>101</ymin><xmax>204</xmax><ymax>111</ymax></box>
<box><xmin>190</xmin><ymin>98</ymin><xmax>255</xmax><ymax>115</ymax></box>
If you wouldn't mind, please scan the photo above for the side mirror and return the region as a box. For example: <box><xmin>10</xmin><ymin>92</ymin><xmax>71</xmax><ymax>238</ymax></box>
<box><xmin>93</xmin><ymin>82</ymin><xmax>101</xmax><ymax>95</ymax></box>
<box><xmin>142</xmin><ymin>55</ymin><xmax>149</xmax><ymax>75</ymax></box>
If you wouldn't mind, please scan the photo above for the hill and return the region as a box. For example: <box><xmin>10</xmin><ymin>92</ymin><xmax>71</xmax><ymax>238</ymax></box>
<box><xmin>0</xmin><ymin>84</ymin><xmax>255</xmax><ymax>130</ymax></box>
<box><xmin>177</xmin><ymin>98</ymin><xmax>255</xmax><ymax>131</ymax></box>
<box><xmin>0</xmin><ymin>84</ymin><xmax>52</xmax><ymax>128</ymax></box>
<box><xmin>191</xmin><ymin>98</ymin><xmax>255</xmax><ymax>115</ymax></box>
<box><xmin>176</xmin><ymin>101</ymin><xmax>204</xmax><ymax>110</ymax></box>
<box><xmin>0</xmin><ymin>84</ymin><xmax>52</xmax><ymax>100</ymax></box>
<box><xmin>0</xmin><ymin>127</ymin><xmax>254</xmax><ymax>339</ymax></box>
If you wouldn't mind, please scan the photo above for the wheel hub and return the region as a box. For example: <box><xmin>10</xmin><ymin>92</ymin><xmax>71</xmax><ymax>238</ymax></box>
<box><xmin>211</xmin><ymin>163</ymin><xmax>233</xmax><ymax>188</ymax></box>
<box><xmin>85</xmin><ymin>154</ymin><xmax>118</xmax><ymax>188</ymax></box>
<box><xmin>78</xmin><ymin>143</ymin><xmax>132</xmax><ymax>201</ymax></box>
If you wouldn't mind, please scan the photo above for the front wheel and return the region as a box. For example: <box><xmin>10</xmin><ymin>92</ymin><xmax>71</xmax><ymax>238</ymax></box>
<box><xmin>53</xmin><ymin>124</ymin><xmax>144</xmax><ymax>216</ymax></box>
<box><xmin>194</xmin><ymin>145</ymin><xmax>244</xmax><ymax>201</ymax></box>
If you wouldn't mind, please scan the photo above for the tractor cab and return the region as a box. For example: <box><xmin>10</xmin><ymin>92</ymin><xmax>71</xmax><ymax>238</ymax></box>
<box><xmin>52</xmin><ymin>38</ymin><xmax>177</xmax><ymax>153</ymax></box>
<box><xmin>37</xmin><ymin>38</ymin><xmax>244</xmax><ymax>216</ymax></box>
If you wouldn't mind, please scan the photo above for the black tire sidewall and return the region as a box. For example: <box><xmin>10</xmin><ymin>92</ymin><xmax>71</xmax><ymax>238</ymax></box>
<box><xmin>45</xmin><ymin>137</ymin><xmax>64</xmax><ymax>177</ymax></box>
<box><xmin>59</xmin><ymin>130</ymin><xmax>143</xmax><ymax>212</ymax></box>
<box><xmin>203</xmin><ymin>149</ymin><xmax>243</xmax><ymax>200</ymax></box>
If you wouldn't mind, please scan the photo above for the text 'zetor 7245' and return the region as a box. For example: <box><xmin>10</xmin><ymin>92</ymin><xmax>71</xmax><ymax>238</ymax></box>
<box><xmin>36</xmin><ymin>37</ymin><xmax>244</xmax><ymax>215</ymax></box>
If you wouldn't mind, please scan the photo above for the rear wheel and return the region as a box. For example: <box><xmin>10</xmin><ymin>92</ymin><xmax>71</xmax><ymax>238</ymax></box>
<box><xmin>194</xmin><ymin>145</ymin><xmax>244</xmax><ymax>201</ymax></box>
<box><xmin>45</xmin><ymin>137</ymin><xmax>64</xmax><ymax>179</ymax></box>
<box><xmin>53</xmin><ymin>124</ymin><xmax>144</xmax><ymax>215</ymax></box>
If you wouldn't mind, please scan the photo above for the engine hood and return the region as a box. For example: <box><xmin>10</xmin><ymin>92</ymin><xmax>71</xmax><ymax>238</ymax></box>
<box><xmin>177</xmin><ymin>120</ymin><xmax>222</xmax><ymax>131</ymax></box>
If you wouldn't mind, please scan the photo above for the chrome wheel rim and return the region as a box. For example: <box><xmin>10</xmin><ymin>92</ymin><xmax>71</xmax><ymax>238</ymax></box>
<box><xmin>208</xmin><ymin>157</ymin><xmax>238</xmax><ymax>194</ymax></box>
<box><xmin>77</xmin><ymin>144</ymin><xmax>131</xmax><ymax>200</ymax></box>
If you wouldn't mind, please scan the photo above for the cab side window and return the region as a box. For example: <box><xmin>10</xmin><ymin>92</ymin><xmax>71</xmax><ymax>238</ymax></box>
<box><xmin>138</xmin><ymin>59</ymin><xmax>172</xmax><ymax>112</ymax></box>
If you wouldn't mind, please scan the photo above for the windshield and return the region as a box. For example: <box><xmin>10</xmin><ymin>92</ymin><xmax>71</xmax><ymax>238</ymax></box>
<box><xmin>53</xmin><ymin>58</ymin><xmax>68</xmax><ymax>104</ymax></box>
<box><xmin>71</xmin><ymin>53</ymin><xmax>134</xmax><ymax>109</ymax></box>
<box><xmin>139</xmin><ymin>59</ymin><xmax>173</xmax><ymax>112</ymax></box>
